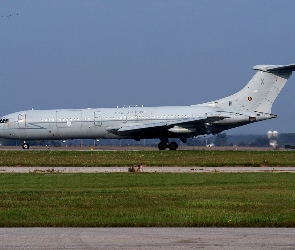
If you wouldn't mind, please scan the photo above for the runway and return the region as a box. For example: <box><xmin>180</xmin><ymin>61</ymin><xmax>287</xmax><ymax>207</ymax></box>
<box><xmin>1</xmin><ymin>228</ymin><xmax>294</xmax><ymax>250</ymax></box>
<box><xmin>0</xmin><ymin>166</ymin><xmax>294</xmax><ymax>173</ymax></box>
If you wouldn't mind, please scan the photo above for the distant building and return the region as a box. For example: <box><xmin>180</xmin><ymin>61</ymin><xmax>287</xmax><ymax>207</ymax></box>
<box><xmin>268</xmin><ymin>131</ymin><xmax>278</xmax><ymax>148</ymax></box>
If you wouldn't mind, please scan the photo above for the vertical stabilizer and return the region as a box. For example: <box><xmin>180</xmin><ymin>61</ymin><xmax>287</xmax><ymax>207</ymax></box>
<box><xmin>202</xmin><ymin>64</ymin><xmax>295</xmax><ymax>113</ymax></box>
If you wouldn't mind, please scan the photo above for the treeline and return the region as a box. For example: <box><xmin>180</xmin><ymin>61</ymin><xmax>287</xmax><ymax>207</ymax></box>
<box><xmin>187</xmin><ymin>133</ymin><xmax>295</xmax><ymax>147</ymax></box>
<box><xmin>1</xmin><ymin>133</ymin><xmax>295</xmax><ymax>148</ymax></box>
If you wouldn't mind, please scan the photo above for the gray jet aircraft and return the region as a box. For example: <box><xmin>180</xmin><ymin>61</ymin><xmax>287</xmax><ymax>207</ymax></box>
<box><xmin>0</xmin><ymin>64</ymin><xmax>295</xmax><ymax>150</ymax></box>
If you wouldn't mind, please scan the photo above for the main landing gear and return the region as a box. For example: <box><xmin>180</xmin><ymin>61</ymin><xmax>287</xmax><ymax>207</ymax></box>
<box><xmin>22</xmin><ymin>142</ymin><xmax>30</xmax><ymax>149</ymax></box>
<box><xmin>158</xmin><ymin>141</ymin><xmax>178</xmax><ymax>150</ymax></box>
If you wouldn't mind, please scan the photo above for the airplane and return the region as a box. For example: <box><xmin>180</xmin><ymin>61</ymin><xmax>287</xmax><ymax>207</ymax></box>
<box><xmin>0</xmin><ymin>63</ymin><xmax>295</xmax><ymax>150</ymax></box>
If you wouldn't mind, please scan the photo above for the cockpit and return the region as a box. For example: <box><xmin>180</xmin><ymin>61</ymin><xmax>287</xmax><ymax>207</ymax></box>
<box><xmin>0</xmin><ymin>118</ymin><xmax>8</xmax><ymax>123</ymax></box>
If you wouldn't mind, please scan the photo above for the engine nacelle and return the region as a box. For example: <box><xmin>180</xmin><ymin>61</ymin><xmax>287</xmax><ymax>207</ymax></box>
<box><xmin>168</xmin><ymin>126</ymin><xmax>196</xmax><ymax>133</ymax></box>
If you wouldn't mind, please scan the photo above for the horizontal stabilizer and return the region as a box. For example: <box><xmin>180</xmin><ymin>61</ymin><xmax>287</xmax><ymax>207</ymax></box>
<box><xmin>253</xmin><ymin>64</ymin><xmax>295</xmax><ymax>73</ymax></box>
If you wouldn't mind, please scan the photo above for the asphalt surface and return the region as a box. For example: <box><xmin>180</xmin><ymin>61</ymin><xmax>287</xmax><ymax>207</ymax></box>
<box><xmin>1</xmin><ymin>147</ymin><xmax>294</xmax><ymax>174</ymax></box>
<box><xmin>0</xmin><ymin>166</ymin><xmax>295</xmax><ymax>173</ymax></box>
<box><xmin>1</xmin><ymin>228</ymin><xmax>295</xmax><ymax>250</ymax></box>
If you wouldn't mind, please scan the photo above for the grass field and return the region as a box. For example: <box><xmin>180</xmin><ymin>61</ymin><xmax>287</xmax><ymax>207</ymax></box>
<box><xmin>0</xmin><ymin>172</ymin><xmax>295</xmax><ymax>227</ymax></box>
<box><xmin>0</xmin><ymin>150</ymin><xmax>295</xmax><ymax>167</ymax></box>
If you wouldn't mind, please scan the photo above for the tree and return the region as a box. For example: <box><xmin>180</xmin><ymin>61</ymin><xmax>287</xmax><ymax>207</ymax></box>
<box><xmin>214</xmin><ymin>133</ymin><xmax>228</xmax><ymax>146</ymax></box>
<box><xmin>252</xmin><ymin>137</ymin><xmax>270</xmax><ymax>147</ymax></box>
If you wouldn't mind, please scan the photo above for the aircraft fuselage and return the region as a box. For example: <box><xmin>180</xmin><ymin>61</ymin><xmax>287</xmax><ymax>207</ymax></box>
<box><xmin>0</xmin><ymin>105</ymin><xmax>271</xmax><ymax>141</ymax></box>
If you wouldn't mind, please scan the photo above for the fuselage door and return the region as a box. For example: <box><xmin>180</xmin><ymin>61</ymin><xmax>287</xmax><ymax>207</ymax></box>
<box><xmin>94</xmin><ymin>111</ymin><xmax>102</xmax><ymax>126</ymax></box>
<box><xmin>18</xmin><ymin>114</ymin><xmax>26</xmax><ymax>128</ymax></box>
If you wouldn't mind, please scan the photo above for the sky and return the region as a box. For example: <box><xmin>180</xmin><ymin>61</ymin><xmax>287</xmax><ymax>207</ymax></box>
<box><xmin>1</xmin><ymin>0</ymin><xmax>295</xmax><ymax>135</ymax></box>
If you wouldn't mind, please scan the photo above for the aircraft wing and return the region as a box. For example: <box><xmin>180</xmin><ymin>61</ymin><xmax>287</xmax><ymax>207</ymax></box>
<box><xmin>106</xmin><ymin>113</ymin><xmax>228</xmax><ymax>135</ymax></box>
<box><xmin>117</xmin><ymin>117</ymin><xmax>205</xmax><ymax>132</ymax></box>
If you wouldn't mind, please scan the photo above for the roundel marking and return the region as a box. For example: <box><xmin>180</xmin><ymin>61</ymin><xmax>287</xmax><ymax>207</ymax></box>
<box><xmin>248</xmin><ymin>96</ymin><xmax>252</xmax><ymax>101</ymax></box>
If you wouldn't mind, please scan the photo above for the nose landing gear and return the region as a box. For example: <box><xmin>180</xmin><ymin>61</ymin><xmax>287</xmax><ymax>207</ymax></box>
<box><xmin>22</xmin><ymin>142</ymin><xmax>30</xmax><ymax>149</ymax></box>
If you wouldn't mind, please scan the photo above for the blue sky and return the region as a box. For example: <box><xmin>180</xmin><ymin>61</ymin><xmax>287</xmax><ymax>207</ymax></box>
<box><xmin>1</xmin><ymin>0</ymin><xmax>295</xmax><ymax>134</ymax></box>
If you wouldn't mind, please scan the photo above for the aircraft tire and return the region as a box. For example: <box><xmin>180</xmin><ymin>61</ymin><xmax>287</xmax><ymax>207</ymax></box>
<box><xmin>22</xmin><ymin>143</ymin><xmax>29</xmax><ymax>149</ymax></box>
<box><xmin>168</xmin><ymin>141</ymin><xmax>178</xmax><ymax>150</ymax></box>
<box><xmin>158</xmin><ymin>141</ymin><xmax>167</xmax><ymax>150</ymax></box>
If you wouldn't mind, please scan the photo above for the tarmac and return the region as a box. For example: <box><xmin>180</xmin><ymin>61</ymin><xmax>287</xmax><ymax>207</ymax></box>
<box><xmin>0</xmin><ymin>166</ymin><xmax>294</xmax><ymax>173</ymax></box>
<box><xmin>1</xmin><ymin>228</ymin><xmax>295</xmax><ymax>249</ymax></box>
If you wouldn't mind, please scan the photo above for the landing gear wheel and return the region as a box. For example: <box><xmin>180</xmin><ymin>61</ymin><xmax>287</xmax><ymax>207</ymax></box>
<box><xmin>158</xmin><ymin>141</ymin><xmax>167</xmax><ymax>150</ymax></box>
<box><xmin>168</xmin><ymin>141</ymin><xmax>178</xmax><ymax>150</ymax></box>
<box><xmin>22</xmin><ymin>143</ymin><xmax>29</xmax><ymax>149</ymax></box>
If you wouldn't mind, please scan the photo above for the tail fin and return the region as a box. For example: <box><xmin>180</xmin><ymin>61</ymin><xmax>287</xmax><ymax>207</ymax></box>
<box><xmin>203</xmin><ymin>64</ymin><xmax>295</xmax><ymax>113</ymax></box>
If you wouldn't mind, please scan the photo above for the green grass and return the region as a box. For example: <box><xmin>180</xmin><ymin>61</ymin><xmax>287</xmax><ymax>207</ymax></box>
<box><xmin>0</xmin><ymin>173</ymin><xmax>295</xmax><ymax>227</ymax></box>
<box><xmin>0</xmin><ymin>150</ymin><xmax>295</xmax><ymax>167</ymax></box>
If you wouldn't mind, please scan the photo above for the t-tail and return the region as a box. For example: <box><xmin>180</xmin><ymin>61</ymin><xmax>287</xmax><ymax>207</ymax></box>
<box><xmin>203</xmin><ymin>64</ymin><xmax>295</xmax><ymax>114</ymax></box>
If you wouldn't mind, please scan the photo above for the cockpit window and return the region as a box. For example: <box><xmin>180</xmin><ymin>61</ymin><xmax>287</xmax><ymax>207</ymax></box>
<box><xmin>0</xmin><ymin>118</ymin><xmax>8</xmax><ymax>123</ymax></box>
